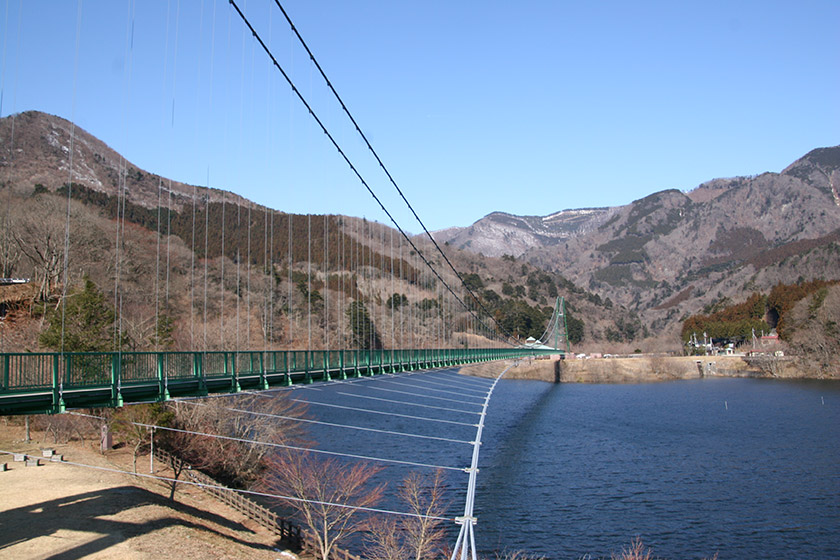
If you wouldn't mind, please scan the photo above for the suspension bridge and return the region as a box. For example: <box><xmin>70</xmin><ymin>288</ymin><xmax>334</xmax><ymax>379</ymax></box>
<box><xmin>0</xmin><ymin>2</ymin><xmax>570</xmax><ymax>558</ymax></box>
<box><xmin>0</xmin><ymin>346</ymin><xmax>555</xmax><ymax>416</ymax></box>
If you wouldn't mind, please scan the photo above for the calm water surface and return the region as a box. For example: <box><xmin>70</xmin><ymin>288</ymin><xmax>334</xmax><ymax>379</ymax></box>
<box><xmin>294</xmin><ymin>373</ymin><xmax>840</xmax><ymax>559</ymax></box>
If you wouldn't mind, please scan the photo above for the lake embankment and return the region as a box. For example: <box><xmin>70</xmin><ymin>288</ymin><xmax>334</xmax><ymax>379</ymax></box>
<box><xmin>460</xmin><ymin>354</ymin><xmax>819</xmax><ymax>383</ymax></box>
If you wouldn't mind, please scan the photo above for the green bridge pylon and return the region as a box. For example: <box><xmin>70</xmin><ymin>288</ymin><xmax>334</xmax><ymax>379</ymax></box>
<box><xmin>545</xmin><ymin>297</ymin><xmax>570</xmax><ymax>353</ymax></box>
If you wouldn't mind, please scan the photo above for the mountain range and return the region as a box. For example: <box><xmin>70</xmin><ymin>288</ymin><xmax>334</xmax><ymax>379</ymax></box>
<box><xmin>2</xmin><ymin>110</ymin><xmax>839</xmax><ymax>349</ymax></box>
<box><xmin>434</xmin><ymin>145</ymin><xmax>840</xmax><ymax>334</ymax></box>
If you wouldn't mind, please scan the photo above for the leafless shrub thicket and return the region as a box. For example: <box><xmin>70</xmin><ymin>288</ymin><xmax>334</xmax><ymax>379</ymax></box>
<box><xmin>33</xmin><ymin>411</ymin><xmax>101</xmax><ymax>444</ymax></box>
<box><xmin>160</xmin><ymin>393</ymin><xmax>308</xmax><ymax>493</ymax></box>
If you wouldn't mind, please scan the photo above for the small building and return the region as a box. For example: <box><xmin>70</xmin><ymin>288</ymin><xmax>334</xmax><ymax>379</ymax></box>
<box><xmin>760</xmin><ymin>332</ymin><xmax>780</xmax><ymax>347</ymax></box>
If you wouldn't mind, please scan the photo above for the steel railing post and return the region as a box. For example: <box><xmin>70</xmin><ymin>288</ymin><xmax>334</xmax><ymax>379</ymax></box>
<box><xmin>111</xmin><ymin>353</ymin><xmax>123</xmax><ymax>407</ymax></box>
<box><xmin>52</xmin><ymin>353</ymin><xmax>64</xmax><ymax>413</ymax></box>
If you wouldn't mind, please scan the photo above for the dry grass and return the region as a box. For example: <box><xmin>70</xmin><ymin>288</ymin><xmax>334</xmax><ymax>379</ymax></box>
<box><xmin>605</xmin><ymin>537</ymin><xmax>718</xmax><ymax>560</ymax></box>
<box><xmin>611</xmin><ymin>537</ymin><xmax>653</xmax><ymax>560</ymax></box>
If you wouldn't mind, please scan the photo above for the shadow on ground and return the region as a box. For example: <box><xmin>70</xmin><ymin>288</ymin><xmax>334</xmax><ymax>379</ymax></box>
<box><xmin>0</xmin><ymin>485</ymin><xmax>280</xmax><ymax>559</ymax></box>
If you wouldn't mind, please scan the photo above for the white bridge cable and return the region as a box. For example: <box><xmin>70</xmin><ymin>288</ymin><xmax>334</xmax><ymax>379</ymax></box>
<box><xmin>176</xmin><ymin>399</ymin><xmax>474</xmax><ymax>445</ymax></box>
<box><xmin>289</xmin><ymin>398</ymin><xmax>478</xmax><ymax>428</ymax></box>
<box><xmin>176</xmin><ymin>369</ymin><xmax>486</xmax><ymax>421</ymax></box>
<box><xmin>366</xmin><ymin>386</ymin><xmax>486</xmax><ymax>408</ymax></box>
<box><xmin>292</xmin><ymin>370</ymin><xmax>436</xmax><ymax>391</ymax></box>
<box><xmin>0</xmin><ymin>451</ymin><xmax>451</xmax><ymax>521</ymax></box>
<box><xmin>360</xmin><ymin>370</ymin><xmax>489</xmax><ymax>398</ymax></box>
<box><xmin>237</xmin><ymin>368</ymin><xmax>480</xmax><ymax>401</ymax></box>
<box><xmin>422</xmin><ymin>373</ymin><xmax>496</xmax><ymax>391</ymax></box>
<box><xmin>404</xmin><ymin>377</ymin><xmax>490</xmax><ymax>395</ymax></box>
<box><xmin>376</xmin><ymin>379</ymin><xmax>488</xmax><ymax>401</ymax></box>
<box><xmin>64</xmin><ymin>413</ymin><xmax>465</xmax><ymax>472</ymax></box>
<box><xmin>427</xmin><ymin>371</ymin><xmax>497</xmax><ymax>387</ymax></box>
<box><xmin>334</xmin><ymin>392</ymin><xmax>483</xmax><ymax>417</ymax></box>
<box><xmin>170</xmin><ymin>368</ymin><xmax>460</xmax><ymax>404</ymax></box>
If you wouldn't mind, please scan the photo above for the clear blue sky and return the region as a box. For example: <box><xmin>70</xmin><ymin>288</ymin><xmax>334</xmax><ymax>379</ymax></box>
<box><xmin>2</xmin><ymin>1</ymin><xmax>838</xmax><ymax>232</ymax></box>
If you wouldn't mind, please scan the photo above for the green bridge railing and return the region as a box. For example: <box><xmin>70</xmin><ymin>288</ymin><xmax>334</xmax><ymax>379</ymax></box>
<box><xmin>0</xmin><ymin>347</ymin><xmax>558</xmax><ymax>415</ymax></box>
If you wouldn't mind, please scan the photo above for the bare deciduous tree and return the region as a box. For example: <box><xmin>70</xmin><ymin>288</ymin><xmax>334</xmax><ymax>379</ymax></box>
<box><xmin>365</xmin><ymin>517</ymin><xmax>404</xmax><ymax>560</ymax></box>
<box><xmin>110</xmin><ymin>403</ymin><xmax>174</xmax><ymax>473</ymax></box>
<box><xmin>33</xmin><ymin>412</ymin><xmax>100</xmax><ymax>445</ymax></box>
<box><xmin>366</xmin><ymin>469</ymin><xmax>449</xmax><ymax>560</ymax></box>
<box><xmin>400</xmin><ymin>470</ymin><xmax>449</xmax><ymax>560</ymax></box>
<box><xmin>154</xmin><ymin>393</ymin><xmax>308</xmax><ymax>501</ymax></box>
<box><xmin>12</xmin><ymin>195</ymin><xmax>68</xmax><ymax>303</ymax></box>
<box><xmin>169</xmin><ymin>394</ymin><xmax>308</xmax><ymax>486</ymax></box>
<box><xmin>261</xmin><ymin>450</ymin><xmax>385</xmax><ymax>560</ymax></box>
<box><xmin>0</xmin><ymin>212</ymin><xmax>21</xmax><ymax>277</ymax></box>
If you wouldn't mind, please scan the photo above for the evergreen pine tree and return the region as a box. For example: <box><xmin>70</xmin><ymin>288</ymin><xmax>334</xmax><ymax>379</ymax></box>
<box><xmin>346</xmin><ymin>301</ymin><xmax>382</xmax><ymax>349</ymax></box>
<box><xmin>40</xmin><ymin>276</ymin><xmax>129</xmax><ymax>352</ymax></box>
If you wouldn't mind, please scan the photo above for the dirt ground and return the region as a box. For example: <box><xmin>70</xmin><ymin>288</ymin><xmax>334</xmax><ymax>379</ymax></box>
<box><xmin>0</xmin><ymin>423</ymin><xmax>301</xmax><ymax>560</ymax></box>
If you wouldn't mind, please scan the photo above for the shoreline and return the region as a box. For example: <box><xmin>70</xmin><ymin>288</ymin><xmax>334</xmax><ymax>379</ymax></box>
<box><xmin>460</xmin><ymin>355</ymin><xmax>838</xmax><ymax>383</ymax></box>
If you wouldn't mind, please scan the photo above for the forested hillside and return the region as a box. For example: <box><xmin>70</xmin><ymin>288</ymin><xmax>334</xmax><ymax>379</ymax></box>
<box><xmin>680</xmin><ymin>281</ymin><xmax>840</xmax><ymax>377</ymax></box>
<box><xmin>4</xmin><ymin>111</ymin><xmax>837</xmax><ymax>359</ymax></box>
<box><xmin>437</xmin><ymin>146</ymin><xmax>840</xmax><ymax>345</ymax></box>
<box><xmin>1</xmin><ymin>112</ymin><xmax>618</xmax><ymax>353</ymax></box>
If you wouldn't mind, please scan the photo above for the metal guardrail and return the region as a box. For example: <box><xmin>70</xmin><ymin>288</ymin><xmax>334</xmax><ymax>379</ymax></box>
<box><xmin>0</xmin><ymin>347</ymin><xmax>556</xmax><ymax>415</ymax></box>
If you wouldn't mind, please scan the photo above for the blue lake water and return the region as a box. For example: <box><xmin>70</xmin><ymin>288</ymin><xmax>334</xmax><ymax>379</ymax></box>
<box><xmin>291</xmin><ymin>372</ymin><xmax>840</xmax><ymax>559</ymax></box>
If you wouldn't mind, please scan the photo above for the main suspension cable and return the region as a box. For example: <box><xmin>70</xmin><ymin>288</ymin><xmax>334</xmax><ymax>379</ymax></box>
<box><xmin>227</xmin><ymin>0</ymin><xmax>512</xmax><ymax>347</ymax></box>
<box><xmin>269</xmin><ymin>0</ymin><xmax>511</xmax><ymax>344</ymax></box>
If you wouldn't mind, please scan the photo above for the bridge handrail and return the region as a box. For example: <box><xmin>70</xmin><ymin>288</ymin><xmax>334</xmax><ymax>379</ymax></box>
<box><xmin>0</xmin><ymin>347</ymin><xmax>559</xmax><ymax>414</ymax></box>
